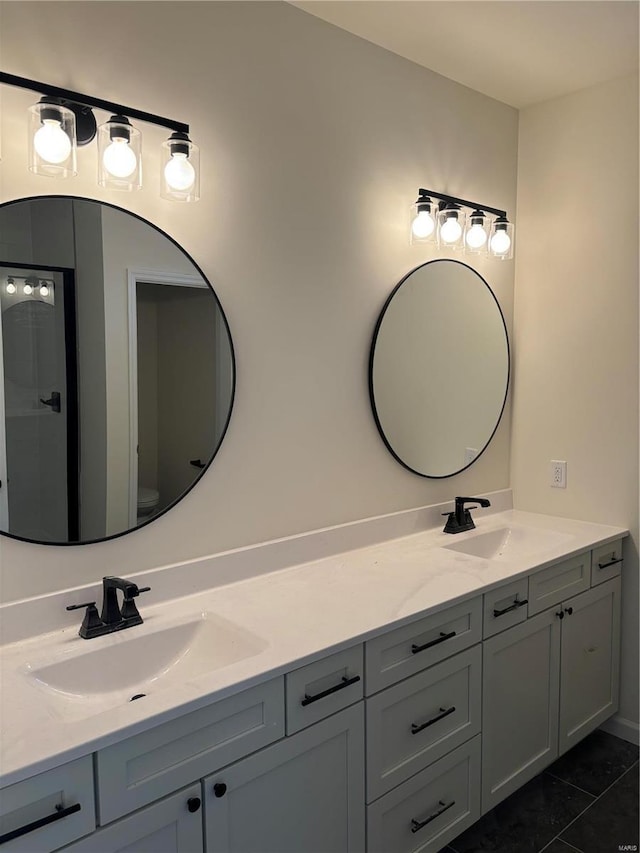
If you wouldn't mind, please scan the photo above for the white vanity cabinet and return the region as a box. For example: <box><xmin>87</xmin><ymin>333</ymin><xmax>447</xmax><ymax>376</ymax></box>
<box><xmin>204</xmin><ymin>703</ymin><xmax>365</xmax><ymax>852</ymax></box>
<box><xmin>85</xmin><ymin>654</ymin><xmax>365</xmax><ymax>853</ymax></box>
<box><xmin>364</xmin><ymin>597</ymin><xmax>483</xmax><ymax>853</ymax></box>
<box><xmin>0</xmin><ymin>529</ymin><xmax>626</xmax><ymax>853</ymax></box>
<box><xmin>482</xmin><ymin>572</ymin><xmax>621</xmax><ymax>813</ymax></box>
<box><xmin>558</xmin><ymin>577</ymin><xmax>620</xmax><ymax>754</ymax></box>
<box><xmin>58</xmin><ymin>784</ymin><xmax>204</xmax><ymax>853</ymax></box>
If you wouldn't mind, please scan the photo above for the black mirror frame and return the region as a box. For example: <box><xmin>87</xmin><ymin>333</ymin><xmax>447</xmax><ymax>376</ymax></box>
<box><xmin>368</xmin><ymin>258</ymin><xmax>510</xmax><ymax>479</ymax></box>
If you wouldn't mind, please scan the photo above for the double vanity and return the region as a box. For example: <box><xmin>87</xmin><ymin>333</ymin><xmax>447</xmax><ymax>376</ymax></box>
<box><xmin>0</xmin><ymin>500</ymin><xmax>627</xmax><ymax>853</ymax></box>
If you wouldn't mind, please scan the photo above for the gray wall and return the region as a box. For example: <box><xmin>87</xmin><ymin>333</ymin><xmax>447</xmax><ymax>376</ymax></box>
<box><xmin>0</xmin><ymin>1</ymin><xmax>517</xmax><ymax>597</ymax></box>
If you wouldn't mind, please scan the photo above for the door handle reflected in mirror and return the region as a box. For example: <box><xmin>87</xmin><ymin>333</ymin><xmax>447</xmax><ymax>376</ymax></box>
<box><xmin>40</xmin><ymin>391</ymin><xmax>61</xmax><ymax>413</ymax></box>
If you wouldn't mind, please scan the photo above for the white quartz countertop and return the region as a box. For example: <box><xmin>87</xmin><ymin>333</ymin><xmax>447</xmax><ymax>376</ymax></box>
<box><xmin>0</xmin><ymin>508</ymin><xmax>628</xmax><ymax>787</ymax></box>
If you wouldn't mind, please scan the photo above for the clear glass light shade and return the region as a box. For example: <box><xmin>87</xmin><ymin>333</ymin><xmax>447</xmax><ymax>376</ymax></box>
<box><xmin>437</xmin><ymin>208</ymin><xmax>464</xmax><ymax>250</ymax></box>
<box><xmin>161</xmin><ymin>134</ymin><xmax>200</xmax><ymax>202</ymax></box>
<box><xmin>98</xmin><ymin>115</ymin><xmax>142</xmax><ymax>191</ymax></box>
<box><xmin>410</xmin><ymin>201</ymin><xmax>435</xmax><ymax>244</ymax></box>
<box><xmin>489</xmin><ymin>217</ymin><xmax>515</xmax><ymax>260</ymax></box>
<box><xmin>28</xmin><ymin>99</ymin><xmax>77</xmax><ymax>177</ymax></box>
<box><xmin>464</xmin><ymin>211</ymin><xmax>490</xmax><ymax>254</ymax></box>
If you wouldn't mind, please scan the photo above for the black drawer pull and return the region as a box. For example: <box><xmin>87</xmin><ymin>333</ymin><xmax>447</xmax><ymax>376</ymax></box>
<box><xmin>0</xmin><ymin>802</ymin><xmax>81</xmax><ymax>844</ymax></box>
<box><xmin>301</xmin><ymin>674</ymin><xmax>361</xmax><ymax>707</ymax></box>
<box><xmin>410</xmin><ymin>799</ymin><xmax>455</xmax><ymax>834</ymax></box>
<box><xmin>598</xmin><ymin>557</ymin><xmax>623</xmax><ymax>570</ymax></box>
<box><xmin>411</xmin><ymin>706</ymin><xmax>455</xmax><ymax>734</ymax></box>
<box><xmin>412</xmin><ymin>630</ymin><xmax>456</xmax><ymax>655</ymax></box>
<box><xmin>493</xmin><ymin>598</ymin><xmax>528</xmax><ymax>618</ymax></box>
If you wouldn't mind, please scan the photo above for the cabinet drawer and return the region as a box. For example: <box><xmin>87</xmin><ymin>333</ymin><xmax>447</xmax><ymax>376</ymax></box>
<box><xmin>591</xmin><ymin>540</ymin><xmax>623</xmax><ymax>587</ymax></box>
<box><xmin>285</xmin><ymin>644</ymin><xmax>363</xmax><ymax>734</ymax></box>
<box><xmin>366</xmin><ymin>646</ymin><xmax>481</xmax><ymax>802</ymax></box>
<box><xmin>0</xmin><ymin>757</ymin><xmax>95</xmax><ymax>853</ymax></box>
<box><xmin>365</xmin><ymin>598</ymin><xmax>482</xmax><ymax>695</ymax></box>
<box><xmin>96</xmin><ymin>677</ymin><xmax>284</xmax><ymax>824</ymax></box>
<box><xmin>528</xmin><ymin>552</ymin><xmax>590</xmax><ymax>615</ymax></box>
<box><xmin>483</xmin><ymin>578</ymin><xmax>529</xmax><ymax>638</ymax></box>
<box><xmin>366</xmin><ymin>735</ymin><xmax>481</xmax><ymax>853</ymax></box>
<box><xmin>58</xmin><ymin>784</ymin><xmax>203</xmax><ymax>852</ymax></box>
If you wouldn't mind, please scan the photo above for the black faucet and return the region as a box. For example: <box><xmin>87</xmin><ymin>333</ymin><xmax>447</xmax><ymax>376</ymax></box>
<box><xmin>66</xmin><ymin>576</ymin><xmax>151</xmax><ymax>639</ymax></box>
<box><xmin>442</xmin><ymin>496</ymin><xmax>491</xmax><ymax>534</ymax></box>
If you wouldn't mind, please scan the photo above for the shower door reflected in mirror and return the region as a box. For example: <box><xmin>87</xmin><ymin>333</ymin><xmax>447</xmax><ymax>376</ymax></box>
<box><xmin>0</xmin><ymin>264</ymin><xmax>78</xmax><ymax>540</ymax></box>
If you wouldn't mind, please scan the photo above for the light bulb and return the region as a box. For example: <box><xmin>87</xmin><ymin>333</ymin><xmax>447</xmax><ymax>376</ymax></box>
<box><xmin>411</xmin><ymin>210</ymin><xmax>435</xmax><ymax>239</ymax></box>
<box><xmin>23</xmin><ymin>283</ymin><xmax>33</xmax><ymax>296</ymax></box>
<box><xmin>491</xmin><ymin>229</ymin><xmax>511</xmax><ymax>255</ymax></box>
<box><xmin>440</xmin><ymin>214</ymin><xmax>462</xmax><ymax>243</ymax></box>
<box><xmin>6</xmin><ymin>282</ymin><xmax>16</xmax><ymax>295</ymax></box>
<box><xmin>33</xmin><ymin>120</ymin><xmax>72</xmax><ymax>164</ymax></box>
<box><xmin>466</xmin><ymin>223</ymin><xmax>488</xmax><ymax>249</ymax></box>
<box><xmin>39</xmin><ymin>283</ymin><xmax>50</xmax><ymax>297</ymax></box>
<box><xmin>102</xmin><ymin>138</ymin><xmax>137</xmax><ymax>178</ymax></box>
<box><xmin>164</xmin><ymin>153</ymin><xmax>196</xmax><ymax>191</ymax></box>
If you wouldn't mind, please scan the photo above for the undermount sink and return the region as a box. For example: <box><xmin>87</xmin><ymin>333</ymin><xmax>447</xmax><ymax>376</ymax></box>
<box><xmin>443</xmin><ymin>525</ymin><xmax>572</xmax><ymax>560</ymax></box>
<box><xmin>21</xmin><ymin>612</ymin><xmax>267</xmax><ymax>720</ymax></box>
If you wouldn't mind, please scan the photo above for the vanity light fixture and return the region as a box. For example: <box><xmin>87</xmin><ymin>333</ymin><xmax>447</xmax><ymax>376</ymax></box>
<box><xmin>411</xmin><ymin>188</ymin><xmax>514</xmax><ymax>259</ymax></box>
<box><xmin>3</xmin><ymin>274</ymin><xmax>54</xmax><ymax>299</ymax></box>
<box><xmin>1</xmin><ymin>71</ymin><xmax>199</xmax><ymax>201</ymax></box>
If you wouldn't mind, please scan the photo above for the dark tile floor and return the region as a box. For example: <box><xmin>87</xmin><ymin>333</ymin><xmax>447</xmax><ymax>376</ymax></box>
<box><xmin>444</xmin><ymin>730</ymin><xmax>639</xmax><ymax>853</ymax></box>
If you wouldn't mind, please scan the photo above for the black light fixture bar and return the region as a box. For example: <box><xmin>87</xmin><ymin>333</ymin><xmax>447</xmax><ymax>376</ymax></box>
<box><xmin>418</xmin><ymin>188</ymin><xmax>506</xmax><ymax>219</ymax></box>
<box><xmin>0</xmin><ymin>71</ymin><xmax>189</xmax><ymax>135</ymax></box>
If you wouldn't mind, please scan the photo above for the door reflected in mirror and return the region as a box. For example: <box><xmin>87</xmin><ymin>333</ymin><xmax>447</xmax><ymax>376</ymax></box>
<box><xmin>0</xmin><ymin>197</ymin><xmax>235</xmax><ymax>545</ymax></box>
<box><xmin>369</xmin><ymin>259</ymin><xmax>509</xmax><ymax>478</ymax></box>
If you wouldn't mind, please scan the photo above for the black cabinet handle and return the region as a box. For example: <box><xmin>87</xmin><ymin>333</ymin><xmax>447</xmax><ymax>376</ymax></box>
<box><xmin>410</xmin><ymin>799</ymin><xmax>455</xmax><ymax>834</ymax></box>
<box><xmin>411</xmin><ymin>630</ymin><xmax>456</xmax><ymax>655</ymax></box>
<box><xmin>0</xmin><ymin>802</ymin><xmax>81</xmax><ymax>844</ymax></box>
<box><xmin>187</xmin><ymin>797</ymin><xmax>201</xmax><ymax>813</ymax></box>
<box><xmin>598</xmin><ymin>557</ymin><xmax>622</xmax><ymax>570</ymax></box>
<box><xmin>564</xmin><ymin>607</ymin><xmax>573</xmax><ymax>616</ymax></box>
<box><xmin>493</xmin><ymin>598</ymin><xmax>528</xmax><ymax>618</ymax></box>
<box><xmin>301</xmin><ymin>675</ymin><xmax>361</xmax><ymax>707</ymax></box>
<box><xmin>213</xmin><ymin>783</ymin><xmax>227</xmax><ymax>798</ymax></box>
<box><xmin>411</xmin><ymin>706</ymin><xmax>455</xmax><ymax>735</ymax></box>
<box><xmin>556</xmin><ymin>610</ymin><xmax>565</xmax><ymax>620</ymax></box>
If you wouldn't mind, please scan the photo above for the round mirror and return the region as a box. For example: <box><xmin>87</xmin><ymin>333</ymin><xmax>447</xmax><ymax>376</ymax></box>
<box><xmin>0</xmin><ymin>196</ymin><xmax>235</xmax><ymax>544</ymax></box>
<box><xmin>369</xmin><ymin>259</ymin><xmax>509</xmax><ymax>478</ymax></box>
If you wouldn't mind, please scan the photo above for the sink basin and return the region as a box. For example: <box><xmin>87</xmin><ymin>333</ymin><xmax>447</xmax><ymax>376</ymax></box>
<box><xmin>443</xmin><ymin>525</ymin><xmax>571</xmax><ymax>560</ymax></box>
<box><xmin>21</xmin><ymin>612</ymin><xmax>267</xmax><ymax>720</ymax></box>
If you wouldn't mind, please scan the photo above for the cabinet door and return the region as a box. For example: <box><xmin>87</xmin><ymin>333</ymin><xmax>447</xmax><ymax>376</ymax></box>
<box><xmin>60</xmin><ymin>784</ymin><xmax>203</xmax><ymax>853</ymax></box>
<box><xmin>204</xmin><ymin>703</ymin><xmax>365</xmax><ymax>853</ymax></box>
<box><xmin>482</xmin><ymin>608</ymin><xmax>561</xmax><ymax>813</ymax></box>
<box><xmin>559</xmin><ymin>577</ymin><xmax>621</xmax><ymax>755</ymax></box>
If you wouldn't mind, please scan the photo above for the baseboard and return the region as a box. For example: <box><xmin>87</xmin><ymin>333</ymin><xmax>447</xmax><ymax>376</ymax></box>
<box><xmin>599</xmin><ymin>715</ymin><xmax>640</xmax><ymax>746</ymax></box>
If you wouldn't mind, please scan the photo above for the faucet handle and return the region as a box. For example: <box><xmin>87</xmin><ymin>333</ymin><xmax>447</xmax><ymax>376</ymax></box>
<box><xmin>66</xmin><ymin>601</ymin><xmax>105</xmax><ymax>639</ymax></box>
<box><xmin>121</xmin><ymin>586</ymin><xmax>150</xmax><ymax>624</ymax></box>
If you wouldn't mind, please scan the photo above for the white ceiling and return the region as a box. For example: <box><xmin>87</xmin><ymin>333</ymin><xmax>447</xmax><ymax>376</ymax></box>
<box><xmin>290</xmin><ymin>0</ymin><xmax>639</xmax><ymax>108</ymax></box>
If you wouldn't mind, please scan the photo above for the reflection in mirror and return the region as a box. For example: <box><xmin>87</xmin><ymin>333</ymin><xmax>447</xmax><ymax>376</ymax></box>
<box><xmin>0</xmin><ymin>197</ymin><xmax>234</xmax><ymax>545</ymax></box>
<box><xmin>369</xmin><ymin>259</ymin><xmax>509</xmax><ymax>478</ymax></box>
